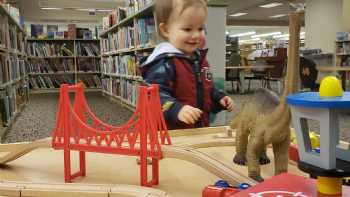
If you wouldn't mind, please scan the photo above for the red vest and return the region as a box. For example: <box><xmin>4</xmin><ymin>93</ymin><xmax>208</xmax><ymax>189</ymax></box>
<box><xmin>170</xmin><ymin>56</ymin><xmax>214</xmax><ymax>129</ymax></box>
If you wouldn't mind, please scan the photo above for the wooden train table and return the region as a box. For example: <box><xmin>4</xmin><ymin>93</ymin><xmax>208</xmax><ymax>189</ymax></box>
<box><xmin>0</xmin><ymin>126</ymin><xmax>307</xmax><ymax>197</ymax></box>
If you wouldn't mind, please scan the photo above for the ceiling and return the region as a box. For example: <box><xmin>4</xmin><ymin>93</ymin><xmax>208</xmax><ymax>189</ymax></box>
<box><xmin>224</xmin><ymin>0</ymin><xmax>305</xmax><ymax>26</ymax></box>
<box><xmin>8</xmin><ymin>0</ymin><xmax>305</xmax><ymax>26</ymax></box>
<box><xmin>8</xmin><ymin>0</ymin><xmax>305</xmax><ymax>25</ymax></box>
<box><xmin>13</xmin><ymin>0</ymin><xmax>125</xmax><ymax>24</ymax></box>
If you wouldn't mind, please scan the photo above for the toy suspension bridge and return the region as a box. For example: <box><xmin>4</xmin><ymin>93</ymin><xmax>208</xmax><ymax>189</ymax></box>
<box><xmin>0</xmin><ymin>82</ymin><xmax>257</xmax><ymax>196</ymax></box>
<box><xmin>51</xmin><ymin>83</ymin><xmax>171</xmax><ymax>186</ymax></box>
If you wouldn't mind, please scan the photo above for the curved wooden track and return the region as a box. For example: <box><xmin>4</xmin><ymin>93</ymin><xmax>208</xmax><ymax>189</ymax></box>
<box><xmin>0</xmin><ymin>127</ymin><xmax>260</xmax><ymax>196</ymax></box>
<box><xmin>0</xmin><ymin>137</ymin><xmax>254</xmax><ymax>185</ymax></box>
<box><xmin>162</xmin><ymin>144</ymin><xmax>256</xmax><ymax>186</ymax></box>
<box><xmin>0</xmin><ymin>138</ymin><xmax>51</xmax><ymax>164</ymax></box>
<box><xmin>0</xmin><ymin>181</ymin><xmax>170</xmax><ymax>197</ymax></box>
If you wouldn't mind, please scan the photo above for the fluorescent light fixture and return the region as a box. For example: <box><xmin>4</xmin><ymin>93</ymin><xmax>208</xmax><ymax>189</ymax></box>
<box><xmin>229</xmin><ymin>12</ymin><xmax>248</xmax><ymax>17</ymax></box>
<box><xmin>41</xmin><ymin>7</ymin><xmax>63</xmax><ymax>10</ymax></box>
<box><xmin>270</xmin><ymin>14</ymin><xmax>287</xmax><ymax>18</ymax></box>
<box><xmin>273</xmin><ymin>32</ymin><xmax>306</xmax><ymax>39</ymax></box>
<box><xmin>260</xmin><ymin>2</ymin><xmax>283</xmax><ymax>8</ymax></box>
<box><xmin>96</xmin><ymin>9</ymin><xmax>113</xmax><ymax>12</ymax></box>
<box><xmin>75</xmin><ymin>8</ymin><xmax>96</xmax><ymax>12</ymax></box>
<box><xmin>273</xmin><ymin>34</ymin><xmax>289</xmax><ymax>38</ymax></box>
<box><xmin>229</xmin><ymin>31</ymin><xmax>256</xmax><ymax>38</ymax></box>
<box><xmin>251</xmin><ymin>32</ymin><xmax>281</xmax><ymax>38</ymax></box>
<box><xmin>239</xmin><ymin>38</ymin><xmax>260</xmax><ymax>43</ymax></box>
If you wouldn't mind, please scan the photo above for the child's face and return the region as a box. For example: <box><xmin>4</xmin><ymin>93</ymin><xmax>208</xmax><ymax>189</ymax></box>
<box><xmin>160</xmin><ymin>5</ymin><xmax>207</xmax><ymax>56</ymax></box>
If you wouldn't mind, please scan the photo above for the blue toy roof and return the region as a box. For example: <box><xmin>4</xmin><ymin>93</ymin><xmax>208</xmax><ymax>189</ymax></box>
<box><xmin>287</xmin><ymin>92</ymin><xmax>350</xmax><ymax>108</ymax></box>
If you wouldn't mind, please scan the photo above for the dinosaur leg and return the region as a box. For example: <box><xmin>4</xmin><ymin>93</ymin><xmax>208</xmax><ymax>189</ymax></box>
<box><xmin>259</xmin><ymin>147</ymin><xmax>271</xmax><ymax>165</ymax></box>
<box><xmin>247</xmin><ymin>134</ymin><xmax>265</xmax><ymax>182</ymax></box>
<box><xmin>233</xmin><ymin>124</ymin><xmax>248</xmax><ymax>165</ymax></box>
<box><xmin>272</xmin><ymin>131</ymin><xmax>290</xmax><ymax>175</ymax></box>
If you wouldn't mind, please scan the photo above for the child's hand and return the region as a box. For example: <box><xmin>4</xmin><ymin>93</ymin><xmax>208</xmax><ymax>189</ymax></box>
<box><xmin>220</xmin><ymin>96</ymin><xmax>234</xmax><ymax>112</ymax></box>
<box><xmin>178</xmin><ymin>105</ymin><xmax>203</xmax><ymax>124</ymax></box>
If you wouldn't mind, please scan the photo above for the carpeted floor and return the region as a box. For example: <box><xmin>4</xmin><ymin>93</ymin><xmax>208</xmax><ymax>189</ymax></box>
<box><xmin>2</xmin><ymin>80</ymin><xmax>350</xmax><ymax>143</ymax></box>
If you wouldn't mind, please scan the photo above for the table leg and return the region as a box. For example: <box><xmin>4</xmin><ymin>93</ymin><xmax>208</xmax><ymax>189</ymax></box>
<box><xmin>239</xmin><ymin>70</ymin><xmax>245</xmax><ymax>94</ymax></box>
<box><xmin>341</xmin><ymin>71</ymin><xmax>346</xmax><ymax>90</ymax></box>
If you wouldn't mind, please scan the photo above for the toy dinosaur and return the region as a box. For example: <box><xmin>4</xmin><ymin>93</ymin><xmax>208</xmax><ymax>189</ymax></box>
<box><xmin>230</xmin><ymin>88</ymin><xmax>280</xmax><ymax>166</ymax></box>
<box><xmin>230</xmin><ymin>11</ymin><xmax>302</xmax><ymax>182</ymax></box>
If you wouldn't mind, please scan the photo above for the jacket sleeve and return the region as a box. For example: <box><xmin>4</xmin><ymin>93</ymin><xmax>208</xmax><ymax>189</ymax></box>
<box><xmin>211</xmin><ymin>86</ymin><xmax>226</xmax><ymax>113</ymax></box>
<box><xmin>142</xmin><ymin>58</ymin><xmax>183</xmax><ymax>125</ymax></box>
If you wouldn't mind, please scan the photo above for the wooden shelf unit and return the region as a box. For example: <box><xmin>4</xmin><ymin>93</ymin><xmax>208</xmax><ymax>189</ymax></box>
<box><xmin>100</xmin><ymin>1</ymin><xmax>157</xmax><ymax>109</ymax></box>
<box><xmin>0</xmin><ymin>3</ymin><xmax>28</xmax><ymax>132</ymax></box>
<box><xmin>26</xmin><ymin>39</ymin><xmax>102</xmax><ymax>92</ymax></box>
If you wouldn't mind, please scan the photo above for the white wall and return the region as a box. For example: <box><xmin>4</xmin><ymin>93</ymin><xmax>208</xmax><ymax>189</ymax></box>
<box><xmin>305</xmin><ymin>0</ymin><xmax>346</xmax><ymax>53</ymax></box>
<box><xmin>206</xmin><ymin>6</ymin><xmax>226</xmax><ymax>126</ymax></box>
<box><xmin>343</xmin><ymin>0</ymin><xmax>350</xmax><ymax>32</ymax></box>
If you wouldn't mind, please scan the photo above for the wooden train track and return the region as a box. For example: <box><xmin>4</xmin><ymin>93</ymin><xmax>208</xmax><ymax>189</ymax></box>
<box><xmin>0</xmin><ymin>181</ymin><xmax>170</xmax><ymax>197</ymax></box>
<box><xmin>0</xmin><ymin>126</ymin><xmax>257</xmax><ymax>196</ymax></box>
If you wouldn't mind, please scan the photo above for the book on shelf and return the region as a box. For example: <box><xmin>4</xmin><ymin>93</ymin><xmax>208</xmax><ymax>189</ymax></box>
<box><xmin>68</xmin><ymin>24</ymin><xmax>76</xmax><ymax>39</ymax></box>
<box><xmin>0</xmin><ymin>84</ymin><xmax>26</xmax><ymax>126</ymax></box>
<box><xmin>336</xmin><ymin>32</ymin><xmax>350</xmax><ymax>41</ymax></box>
<box><xmin>27</xmin><ymin>42</ymin><xmax>74</xmax><ymax>57</ymax></box>
<box><xmin>117</xmin><ymin>7</ymin><xmax>127</xmax><ymax>22</ymax></box>
<box><xmin>78</xmin><ymin>75</ymin><xmax>101</xmax><ymax>88</ymax></box>
<box><xmin>76</xmin><ymin>42</ymin><xmax>100</xmax><ymax>57</ymax></box>
<box><xmin>0</xmin><ymin>94</ymin><xmax>10</xmax><ymax>125</ymax></box>
<box><xmin>135</xmin><ymin>16</ymin><xmax>156</xmax><ymax>47</ymax></box>
<box><xmin>0</xmin><ymin>15</ymin><xmax>7</xmax><ymax>48</ymax></box>
<box><xmin>124</xmin><ymin>0</ymin><xmax>152</xmax><ymax>17</ymax></box>
<box><xmin>54</xmin><ymin>31</ymin><xmax>65</xmax><ymax>39</ymax></box>
<box><xmin>30</xmin><ymin>24</ymin><xmax>44</xmax><ymax>39</ymax></box>
<box><xmin>77</xmin><ymin>28</ymin><xmax>92</xmax><ymax>39</ymax></box>
<box><xmin>102</xmin><ymin>16</ymin><xmax>110</xmax><ymax>31</ymax></box>
<box><xmin>47</xmin><ymin>25</ymin><xmax>58</xmax><ymax>39</ymax></box>
<box><xmin>77</xmin><ymin>58</ymin><xmax>100</xmax><ymax>72</ymax></box>
<box><xmin>8</xmin><ymin>25</ymin><xmax>18</xmax><ymax>50</ymax></box>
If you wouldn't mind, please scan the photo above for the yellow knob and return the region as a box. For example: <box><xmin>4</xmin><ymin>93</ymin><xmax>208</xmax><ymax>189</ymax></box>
<box><xmin>319</xmin><ymin>76</ymin><xmax>343</xmax><ymax>97</ymax></box>
<box><xmin>317</xmin><ymin>176</ymin><xmax>342</xmax><ymax>195</ymax></box>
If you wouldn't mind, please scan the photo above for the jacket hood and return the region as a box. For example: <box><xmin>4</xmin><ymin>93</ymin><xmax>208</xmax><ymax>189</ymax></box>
<box><xmin>141</xmin><ymin>42</ymin><xmax>209</xmax><ymax>67</ymax></box>
<box><xmin>143</xmin><ymin>42</ymin><xmax>184</xmax><ymax>65</ymax></box>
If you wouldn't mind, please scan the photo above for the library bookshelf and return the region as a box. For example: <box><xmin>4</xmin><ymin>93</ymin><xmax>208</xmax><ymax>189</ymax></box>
<box><xmin>100</xmin><ymin>0</ymin><xmax>156</xmax><ymax>110</ymax></box>
<box><xmin>335</xmin><ymin>39</ymin><xmax>350</xmax><ymax>89</ymax></box>
<box><xmin>0</xmin><ymin>4</ymin><xmax>28</xmax><ymax>135</ymax></box>
<box><xmin>335</xmin><ymin>40</ymin><xmax>350</xmax><ymax>66</ymax></box>
<box><xmin>26</xmin><ymin>39</ymin><xmax>102</xmax><ymax>93</ymax></box>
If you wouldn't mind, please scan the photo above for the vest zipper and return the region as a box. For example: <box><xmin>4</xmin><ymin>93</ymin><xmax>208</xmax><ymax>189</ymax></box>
<box><xmin>194</xmin><ymin>60</ymin><xmax>204</xmax><ymax>128</ymax></box>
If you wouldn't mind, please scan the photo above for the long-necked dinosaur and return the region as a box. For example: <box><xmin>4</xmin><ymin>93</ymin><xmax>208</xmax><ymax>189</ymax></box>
<box><xmin>230</xmin><ymin>11</ymin><xmax>302</xmax><ymax>182</ymax></box>
<box><xmin>230</xmin><ymin>88</ymin><xmax>280</xmax><ymax>166</ymax></box>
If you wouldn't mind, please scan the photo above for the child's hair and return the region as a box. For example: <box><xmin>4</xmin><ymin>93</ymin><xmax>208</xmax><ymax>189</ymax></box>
<box><xmin>155</xmin><ymin>0</ymin><xmax>208</xmax><ymax>26</ymax></box>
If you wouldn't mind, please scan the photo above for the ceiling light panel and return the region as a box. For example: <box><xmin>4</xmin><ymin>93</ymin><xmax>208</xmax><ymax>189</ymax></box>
<box><xmin>259</xmin><ymin>2</ymin><xmax>283</xmax><ymax>8</ymax></box>
<box><xmin>239</xmin><ymin>38</ymin><xmax>261</xmax><ymax>43</ymax></box>
<box><xmin>75</xmin><ymin>8</ymin><xmax>96</xmax><ymax>12</ymax></box>
<box><xmin>41</xmin><ymin>7</ymin><xmax>63</xmax><ymax>10</ymax></box>
<box><xmin>251</xmin><ymin>32</ymin><xmax>281</xmax><ymax>38</ymax></box>
<box><xmin>229</xmin><ymin>31</ymin><xmax>256</xmax><ymax>37</ymax></box>
<box><xmin>270</xmin><ymin>14</ymin><xmax>287</xmax><ymax>18</ymax></box>
<box><xmin>229</xmin><ymin>12</ymin><xmax>248</xmax><ymax>17</ymax></box>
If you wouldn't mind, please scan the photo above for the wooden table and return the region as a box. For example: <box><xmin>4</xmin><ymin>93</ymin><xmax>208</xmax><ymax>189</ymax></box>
<box><xmin>0</xmin><ymin>127</ymin><xmax>306</xmax><ymax>197</ymax></box>
<box><xmin>226</xmin><ymin>65</ymin><xmax>274</xmax><ymax>94</ymax></box>
<box><xmin>316</xmin><ymin>66</ymin><xmax>350</xmax><ymax>90</ymax></box>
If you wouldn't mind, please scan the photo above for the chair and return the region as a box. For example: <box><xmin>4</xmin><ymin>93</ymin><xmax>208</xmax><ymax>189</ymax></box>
<box><xmin>245</xmin><ymin>58</ymin><xmax>270</xmax><ymax>92</ymax></box>
<box><xmin>225</xmin><ymin>53</ymin><xmax>241</xmax><ymax>93</ymax></box>
<box><xmin>263</xmin><ymin>48</ymin><xmax>288</xmax><ymax>93</ymax></box>
<box><xmin>299</xmin><ymin>56</ymin><xmax>319</xmax><ymax>91</ymax></box>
